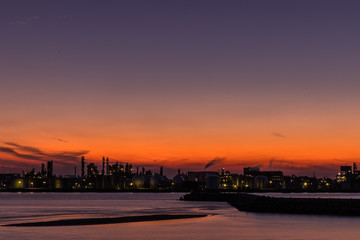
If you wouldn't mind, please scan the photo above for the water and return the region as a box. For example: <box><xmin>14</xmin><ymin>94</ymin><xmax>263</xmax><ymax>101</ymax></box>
<box><xmin>1</xmin><ymin>192</ymin><xmax>360</xmax><ymax>240</ymax></box>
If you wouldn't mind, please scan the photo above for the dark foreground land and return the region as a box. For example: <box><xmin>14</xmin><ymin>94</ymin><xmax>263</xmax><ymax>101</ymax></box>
<box><xmin>181</xmin><ymin>192</ymin><xmax>360</xmax><ymax>216</ymax></box>
<box><xmin>4</xmin><ymin>214</ymin><xmax>208</xmax><ymax>227</ymax></box>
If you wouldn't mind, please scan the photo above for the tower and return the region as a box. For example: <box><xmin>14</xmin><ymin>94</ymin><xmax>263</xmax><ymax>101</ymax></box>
<box><xmin>354</xmin><ymin>162</ymin><xmax>358</xmax><ymax>173</ymax></box>
<box><xmin>41</xmin><ymin>163</ymin><xmax>45</xmax><ymax>176</ymax></box>
<box><xmin>47</xmin><ymin>160</ymin><xmax>53</xmax><ymax>178</ymax></box>
<box><xmin>160</xmin><ymin>166</ymin><xmax>163</xmax><ymax>176</ymax></box>
<box><xmin>106</xmin><ymin>157</ymin><xmax>109</xmax><ymax>176</ymax></box>
<box><xmin>102</xmin><ymin>157</ymin><xmax>105</xmax><ymax>175</ymax></box>
<box><xmin>81</xmin><ymin>156</ymin><xmax>85</xmax><ymax>178</ymax></box>
<box><xmin>125</xmin><ymin>163</ymin><xmax>129</xmax><ymax>174</ymax></box>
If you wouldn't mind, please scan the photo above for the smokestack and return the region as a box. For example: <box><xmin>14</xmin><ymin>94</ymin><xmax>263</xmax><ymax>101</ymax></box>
<box><xmin>137</xmin><ymin>166</ymin><xmax>139</xmax><ymax>175</ymax></box>
<box><xmin>160</xmin><ymin>166</ymin><xmax>163</xmax><ymax>176</ymax></box>
<box><xmin>81</xmin><ymin>156</ymin><xmax>85</xmax><ymax>178</ymax></box>
<box><xmin>178</xmin><ymin>169</ymin><xmax>180</xmax><ymax>176</ymax></box>
<box><xmin>74</xmin><ymin>166</ymin><xmax>77</xmax><ymax>177</ymax></box>
<box><xmin>102</xmin><ymin>157</ymin><xmax>105</xmax><ymax>175</ymax></box>
<box><xmin>106</xmin><ymin>157</ymin><xmax>109</xmax><ymax>176</ymax></box>
<box><xmin>354</xmin><ymin>162</ymin><xmax>357</xmax><ymax>173</ymax></box>
<box><xmin>41</xmin><ymin>163</ymin><xmax>45</xmax><ymax>175</ymax></box>
<box><xmin>47</xmin><ymin>160</ymin><xmax>53</xmax><ymax>178</ymax></box>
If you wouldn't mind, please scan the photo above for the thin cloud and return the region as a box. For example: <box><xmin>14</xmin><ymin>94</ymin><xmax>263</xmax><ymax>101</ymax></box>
<box><xmin>9</xmin><ymin>16</ymin><xmax>39</xmax><ymax>25</ymax></box>
<box><xmin>4</xmin><ymin>142</ymin><xmax>44</xmax><ymax>155</ymax></box>
<box><xmin>29</xmin><ymin>16</ymin><xmax>39</xmax><ymax>21</ymax></box>
<box><xmin>1</xmin><ymin>142</ymin><xmax>89</xmax><ymax>165</ymax></box>
<box><xmin>0</xmin><ymin>146</ymin><xmax>41</xmax><ymax>160</ymax></box>
<box><xmin>56</xmin><ymin>138</ymin><xmax>68</xmax><ymax>143</ymax></box>
<box><xmin>9</xmin><ymin>21</ymin><xmax>27</xmax><ymax>25</ymax></box>
<box><xmin>0</xmin><ymin>158</ymin><xmax>35</xmax><ymax>172</ymax></box>
<box><xmin>272</xmin><ymin>132</ymin><xmax>288</xmax><ymax>138</ymax></box>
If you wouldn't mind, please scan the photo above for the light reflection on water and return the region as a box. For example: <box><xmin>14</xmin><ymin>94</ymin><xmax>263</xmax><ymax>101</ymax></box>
<box><xmin>0</xmin><ymin>192</ymin><xmax>360</xmax><ymax>240</ymax></box>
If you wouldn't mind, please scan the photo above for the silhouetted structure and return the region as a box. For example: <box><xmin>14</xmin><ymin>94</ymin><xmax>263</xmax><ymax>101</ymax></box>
<box><xmin>102</xmin><ymin>157</ymin><xmax>105</xmax><ymax>176</ymax></box>
<box><xmin>47</xmin><ymin>160</ymin><xmax>53</xmax><ymax>179</ymax></box>
<box><xmin>3</xmin><ymin>157</ymin><xmax>360</xmax><ymax>192</ymax></box>
<box><xmin>81</xmin><ymin>156</ymin><xmax>85</xmax><ymax>178</ymax></box>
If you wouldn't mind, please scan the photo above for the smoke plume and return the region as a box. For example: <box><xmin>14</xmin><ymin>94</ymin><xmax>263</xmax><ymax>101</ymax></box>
<box><xmin>204</xmin><ymin>157</ymin><xmax>225</xmax><ymax>169</ymax></box>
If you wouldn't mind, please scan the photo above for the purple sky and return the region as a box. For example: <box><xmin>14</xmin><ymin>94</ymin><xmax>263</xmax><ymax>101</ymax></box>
<box><xmin>1</xmin><ymin>1</ymin><xmax>360</xmax><ymax>177</ymax></box>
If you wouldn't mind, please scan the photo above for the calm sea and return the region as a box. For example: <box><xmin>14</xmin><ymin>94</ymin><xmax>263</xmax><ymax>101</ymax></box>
<box><xmin>1</xmin><ymin>192</ymin><xmax>360</xmax><ymax>240</ymax></box>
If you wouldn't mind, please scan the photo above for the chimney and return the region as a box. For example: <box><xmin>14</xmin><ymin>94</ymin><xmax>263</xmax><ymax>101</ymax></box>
<box><xmin>102</xmin><ymin>157</ymin><xmax>105</xmax><ymax>175</ymax></box>
<box><xmin>81</xmin><ymin>156</ymin><xmax>85</xmax><ymax>178</ymax></box>
<box><xmin>354</xmin><ymin>162</ymin><xmax>357</xmax><ymax>173</ymax></box>
<box><xmin>41</xmin><ymin>163</ymin><xmax>45</xmax><ymax>175</ymax></box>
<box><xmin>106</xmin><ymin>157</ymin><xmax>109</xmax><ymax>176</ymax></box>
<box><xmin>47</xmin><ymin>160</ymin><xmax>53</xmax><ymax>178</ymax></box>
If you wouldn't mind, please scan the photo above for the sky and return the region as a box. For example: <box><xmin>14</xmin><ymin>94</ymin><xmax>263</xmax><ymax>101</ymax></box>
<box><xmin>1</xmin><ymin>0</ymin><xmax>360</xmax><ymax>177</ymax></box>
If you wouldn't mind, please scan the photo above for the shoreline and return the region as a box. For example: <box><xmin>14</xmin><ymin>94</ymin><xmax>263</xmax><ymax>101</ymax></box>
<box><xmin>4</xmin><ymin>214</ymin><xmax>208</xmax><ymax>227</ymax></box>
<box><xmin>2</xmin><ymin>189</ymin><xmax>360</xmax><ymax>193</ymax></box>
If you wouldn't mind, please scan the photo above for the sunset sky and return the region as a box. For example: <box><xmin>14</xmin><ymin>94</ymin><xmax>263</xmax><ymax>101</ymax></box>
<box><xmin>1</xmin><ymin>1</ymin><xmax>360</xmax><ymax>177</ymax></box>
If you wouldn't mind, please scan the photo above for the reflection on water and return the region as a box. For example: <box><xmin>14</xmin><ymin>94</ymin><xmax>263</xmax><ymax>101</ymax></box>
<box><xmin>1</xmin><ymin>192</ymin><xmax>360</xmax><ymax>240</ymax></box>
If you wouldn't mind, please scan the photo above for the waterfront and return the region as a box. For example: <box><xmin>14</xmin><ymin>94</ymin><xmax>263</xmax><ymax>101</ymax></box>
<box><xmin>1</xmin><ymin>193</ymin><xmax>360</xmax><ymax>239</ymax></box>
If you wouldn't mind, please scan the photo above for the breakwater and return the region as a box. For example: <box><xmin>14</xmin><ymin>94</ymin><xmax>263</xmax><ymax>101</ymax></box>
<box><xmin>181</xmin><ymin>192</ymin><xmax>360</xmax><ymax>216</ymax></box>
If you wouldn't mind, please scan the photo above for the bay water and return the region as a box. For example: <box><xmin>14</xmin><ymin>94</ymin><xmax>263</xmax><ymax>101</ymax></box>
<box><xmin>1</xmin><ymin>192</ymin><xmax>360</xmax><ymax>240</ymax></box>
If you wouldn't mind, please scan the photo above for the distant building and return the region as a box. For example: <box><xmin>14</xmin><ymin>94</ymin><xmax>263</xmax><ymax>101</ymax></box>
<box><xmin>187</xmin><ymin>171</ymin><xmax>217</xmax><ymax>182</ymax></box>
<box><xmin>336</xmin><ymin>164</ymin><xmax>360</xmax><ymax>190</ymax></box>
<box><xmin>243</xmin><ymin>167</ymin><xmax>284</xmax><ymax>190</ymax></box>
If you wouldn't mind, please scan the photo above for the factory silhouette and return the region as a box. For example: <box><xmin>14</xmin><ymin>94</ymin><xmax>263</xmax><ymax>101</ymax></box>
<box><xmin>1</xmin><ymin>156</ymin><xmax>360</xmax><ymax>192</ymax></box>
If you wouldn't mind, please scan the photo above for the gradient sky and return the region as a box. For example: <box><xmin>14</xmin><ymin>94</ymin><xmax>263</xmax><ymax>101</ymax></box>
<box><xmin>1</xmin><ymin>0</ymin><xmax>360</xmax><ymax>177</ymax></box>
